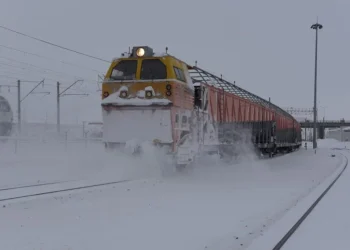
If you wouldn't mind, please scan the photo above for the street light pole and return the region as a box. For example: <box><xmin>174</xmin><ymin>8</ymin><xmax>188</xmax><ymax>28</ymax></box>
<box><xmin>311</xmin><ymin>22</ymin><xmax>323</xmax><ymax>149</ymax></box>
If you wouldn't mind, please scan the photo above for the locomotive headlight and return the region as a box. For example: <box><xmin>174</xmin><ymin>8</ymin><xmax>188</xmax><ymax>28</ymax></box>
<box><xmin>136</xmin><ymin>48</ymin><xmax>145</xmax><ymax>57</ymax></box>
<box><xmin>120</xmin><ymin>90</ymin><xmax>128</xmax><ymax>98</ymax></box>
<box><xmin>145</xmin><ymin>90</ymin><xmax>153</xmax><ymax>98</ymax></box>
<box><xmin>132</xmin><ymin>46</ymin><xmax>154</xmax><ymax>57</ymax></box>
<box><xmin>166</xmin><ymin>84</ymin><xmax>172</xmax><ymax>90</ymax></box>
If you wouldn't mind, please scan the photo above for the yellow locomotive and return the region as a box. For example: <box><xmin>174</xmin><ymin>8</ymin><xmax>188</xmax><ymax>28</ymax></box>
<box><xmin>101</xmin><ymin>46</ymin><xmax>195</xmax><ymax>159</ymax></box>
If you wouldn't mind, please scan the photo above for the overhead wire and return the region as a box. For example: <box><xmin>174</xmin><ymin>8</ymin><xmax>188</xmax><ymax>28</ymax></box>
<box><xmin>0</xmin><ymin>67</ymin><xmax>59</xmax><ymax>83</ymax></box>
<box><xmin>0</xmin><ymin>44</ymin><xmax>105</xmax><ymax>75</ymax></box>
<box><xmin>0</xmin><ymin>63</ymin><xmax>100</xmax><ymax>94</ymax></box>
<box><xmin>0</xmin><ymin>25</ymin><xmax>111</xmax><ymax>63</ymax></box>
<box><xmin>0</xmin><ymin>75</ymin><xmax>94</xmax><ymax>96</ymax></box>
<box><xmin>0</xmin><ymin>61</ymin><xmax>78</xmax><ymax>83</ymax></box>
<box><xmin>0</xmin><ymin>25</ymin><xmax>106</xmax><ymax>95</ymax></box>
<box><xmin>0</xmin><ymin>55</ymin><xmax>101</xmax><ymax>84</ymax></box>
<box><xmin>0</xmin><ymin>63</ymin><xmax>99</xmax><ymax>93</ymax></box>
<box><xmin>0</xmin><ymin>55</ymin><xmax>87</xmax><ymax>80</ymax></box>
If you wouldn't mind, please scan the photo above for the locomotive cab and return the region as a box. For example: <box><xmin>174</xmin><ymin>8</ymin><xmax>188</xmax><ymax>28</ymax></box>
<box><xmin>101</xmin><ymin>46</ymin><xmax>194</xmax><ymax>153</ymax></box>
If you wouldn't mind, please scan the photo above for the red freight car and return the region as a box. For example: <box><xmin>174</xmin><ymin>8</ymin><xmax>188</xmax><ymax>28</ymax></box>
<box><xmin>189</xmin><ymin>66</ymin><xmax>301</xmax><ymax>156</ymax></box>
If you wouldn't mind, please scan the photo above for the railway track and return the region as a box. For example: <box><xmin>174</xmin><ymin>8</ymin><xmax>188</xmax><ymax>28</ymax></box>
<box><xmin>0</xmin><ymin>180</ymin><xmax>72</xmax><ymax>192</ymax></box>
<box><xmin>0</xmin><ymin>148</ymin><xmax>296</xmax><ymax>201</ymax></box>
<box><xmin>0</xmin><ymin>179</ymin><xmax>131</xmax><ymax>203</ymax></box>
<box><xmin>272</xmin><ymin>151</ymin><xmax>348</xmax><ymax>250</ymax></box>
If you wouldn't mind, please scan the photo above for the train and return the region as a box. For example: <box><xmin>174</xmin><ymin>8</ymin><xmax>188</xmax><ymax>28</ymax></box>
<box><xmin>0</xmin><ymin>96</ymin><xmax>13</xmax><ymax>136</ymax></box>
<box><xmin>101</xmin><ymin>46</ymin><xmax>301</xmax><ymax>167</ymax></box>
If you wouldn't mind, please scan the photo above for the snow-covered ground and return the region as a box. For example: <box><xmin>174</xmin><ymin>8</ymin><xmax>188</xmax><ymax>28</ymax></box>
<box><xmin>281</xmin><ymin>142</ymin><xmax>350</xmax><ymax>250</ymax></box>
<box><xmin>280</xmin><ymin>161</ymin><xmax>349</xmax><ymax>249</ymax></box>
<box><xmin>0</xmin><ymin>138</ymin><xmax>346</xmax><ymax>250</ymax></box>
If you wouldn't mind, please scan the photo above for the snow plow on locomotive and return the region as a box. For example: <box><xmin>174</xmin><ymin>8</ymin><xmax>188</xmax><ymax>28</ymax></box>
<box><xmin>101</xmin><ymin>46</ymin><xmax>301</xmax><ymax>167</ymax></box>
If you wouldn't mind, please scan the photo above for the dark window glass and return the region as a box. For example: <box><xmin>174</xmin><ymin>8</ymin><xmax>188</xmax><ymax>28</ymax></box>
<box><xmin>179</xmin><ymin>69</ymin><xmax>186</xmax><ymax>82</ymax></box>
<box><xmin>140</xmin><ymin>59</ymin><xmax>167</xmax><ymax>80</ymax></box>
<box><xmin>110</xmin><ymin>60</ymin><xmax>137</xmax><ymax>80</ymax></box>
<box><xmin>173</xmin><ymin>66</ymin><xmax>186</xmax><ymax>82</ymax></box>
<box><xmin>174</xmin><ymin>67</ymin><xmax>180</xmax><ymax>80</ymax></box>
<box><xmin>194</xmin><ymin>86</ymin><xmax>202</xmax><ymax>108</ymax></box>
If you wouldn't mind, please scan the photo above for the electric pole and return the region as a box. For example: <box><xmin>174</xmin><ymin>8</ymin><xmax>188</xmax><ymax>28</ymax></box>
<box><xmin>57</xmin><ymin>79</ymin><xmax>87</xmax><ymax>134</ymax></box>
<box><xmin>311</xmin><ymin>22</ymin><xmax>323</xmax><ymax>149</ymax></box>
<box><xmin>0</xmin><ymin>79</ymin><xmax>47</xmax><ymax>135</ymax></box>
<box><xmin>17</xmin><ymin>80</ymin><xmax>21</xmax><ymax>134</ymax></box>
<box><xmin>57</xmin><ymin>82</ymin><xmax>60</xmax><ymax>133</ymax></box>
<box><xmin>20</xmin><ymin>79</ymin><xmax>45</xmax><ymax>102</ymax></box>
<box><xmin>19</xmin><ymin>79</ymin><xmax>47</xmax><ymax>133</ymax></box>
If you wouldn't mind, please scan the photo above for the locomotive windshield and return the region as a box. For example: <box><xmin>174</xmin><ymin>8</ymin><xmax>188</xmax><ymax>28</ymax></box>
<box><xmin>140</xmin><ymin>59</ymin><xmax>167</xmax><ymax>80</ymax></box>
<box><xmin>110</xmin><ymin>60</ymin><xmax>137</xmax><ymax>80</ymax></box>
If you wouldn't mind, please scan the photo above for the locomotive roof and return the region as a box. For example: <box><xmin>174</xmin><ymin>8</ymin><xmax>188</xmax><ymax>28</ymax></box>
<box><xmin>188</xmin><ymin>66</ymin><xmax>295</xmax><ymax>120</ymax></box>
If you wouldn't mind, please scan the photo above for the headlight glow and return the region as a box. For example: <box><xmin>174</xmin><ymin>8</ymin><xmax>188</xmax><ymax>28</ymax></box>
<box><xmin>136</xmin><ymin>48</ymin><xmax>145</xmax><ymax>57</ymax></box>
<box><xmin>120</xmin><ymin>90</ymin><xmax>128</xmax><ymax>98</ymax></box>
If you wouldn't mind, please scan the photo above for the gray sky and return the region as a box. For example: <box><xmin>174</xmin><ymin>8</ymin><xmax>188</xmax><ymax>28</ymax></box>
<box><xmin>0</xmin><ymin>0</ymin><xmax>348</xmax><ymax>123</ymax></box>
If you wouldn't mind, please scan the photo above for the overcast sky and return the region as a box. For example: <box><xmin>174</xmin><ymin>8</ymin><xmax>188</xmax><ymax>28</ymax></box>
<box><xmin>0</xmin><ymin>0</ymin><xmax>348</xmax><ymax>124</ymax></box>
